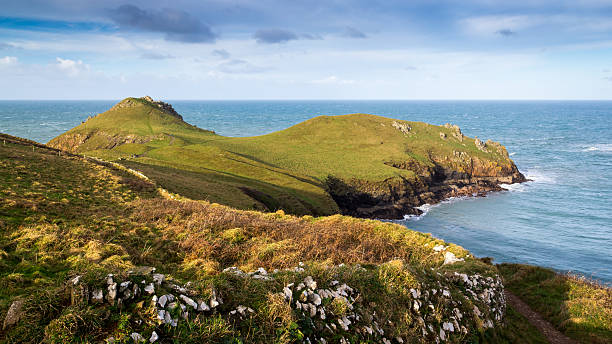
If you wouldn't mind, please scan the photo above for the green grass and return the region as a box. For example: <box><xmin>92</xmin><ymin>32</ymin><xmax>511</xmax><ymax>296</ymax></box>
<box><xmin>48</xmin><ymin>98</ymin><xmax>519</xmax><ymax>216</ymax></box>
<box><xmin>0</xmin><ymin>136</ymin><xmax>531</xmax><ymax>343</ymax></box>
<box><xmin>499</xmin><ymin>263</ymin><xmax>612</xmax><ymax>344</ymax></box>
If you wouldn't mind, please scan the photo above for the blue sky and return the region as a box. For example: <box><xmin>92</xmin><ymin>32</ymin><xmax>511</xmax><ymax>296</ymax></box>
<box><xmin>1</xmin><ymin>0</ymin><xmax>612</xmax><ymax>99</ymax></box>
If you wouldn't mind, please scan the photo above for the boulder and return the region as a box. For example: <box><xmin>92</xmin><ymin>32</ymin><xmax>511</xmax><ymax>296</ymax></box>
<box><xmin>3</xmin><ymin>299</ymin><xmax>24</xmax><ymax>330</ymax></box>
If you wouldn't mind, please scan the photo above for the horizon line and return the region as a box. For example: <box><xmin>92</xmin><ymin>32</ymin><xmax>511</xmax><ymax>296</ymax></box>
<box><xmin>1</xmin><ymin>98</ymin><xmax>612</xmax><ymax>102</ymax></box>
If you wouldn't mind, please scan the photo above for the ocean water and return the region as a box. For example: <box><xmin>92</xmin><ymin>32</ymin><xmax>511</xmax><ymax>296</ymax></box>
<box><xmin>1</xmin><ymin>100</ymin><xmax>610</xmax><ymax>283</ymax></box>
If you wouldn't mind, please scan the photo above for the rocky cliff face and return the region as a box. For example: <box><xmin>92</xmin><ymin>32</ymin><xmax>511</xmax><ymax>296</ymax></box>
<box><xmin>326</xmin><ymin>148</ymin><xmax>526</xmax><ymax>219</ymax></box>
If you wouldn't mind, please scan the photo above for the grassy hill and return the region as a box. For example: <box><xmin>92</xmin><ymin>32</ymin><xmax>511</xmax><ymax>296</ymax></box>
<box><xmin>0</xmin><ymin>134</ymin><xmax>548</xmax><ymax>343</ymax></box>
<box><xmin>48</xmin><ymin>97</ymin><xmax>524</xmax><ymax>219</ymax></box>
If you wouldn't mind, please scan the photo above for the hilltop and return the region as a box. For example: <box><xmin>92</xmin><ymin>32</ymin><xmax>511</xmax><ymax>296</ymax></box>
<box><xmin>49</xmin><ymin>97</ymin><xmax>525</xmax><ymax>219</ymax></box>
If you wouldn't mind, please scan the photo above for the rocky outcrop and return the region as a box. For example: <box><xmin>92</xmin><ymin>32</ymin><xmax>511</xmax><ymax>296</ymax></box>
<box><xmin>326</xmin><ymin>150</ymin><xmax>526</xmax><ymax>219</ymax></box>
<box><xmin>110</xmin><ymin>96</ymin><xmax>182</xmax><ymax>120</ymax></box>
<box><xmin>139</xmin><ymin>96</ymin><xmax>183</xmax><ymax>120</ymax></box>
<box><xmin>49</xmin><ymin>132</ymin><xmax>167</xmax><ymax>153</ymax></box>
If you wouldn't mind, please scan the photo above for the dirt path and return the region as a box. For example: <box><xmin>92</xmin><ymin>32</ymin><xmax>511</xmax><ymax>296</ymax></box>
<box><xmin>505</xmin><ymin>290</ymin><xmax>578</xmax><ymax>344</ymax></box>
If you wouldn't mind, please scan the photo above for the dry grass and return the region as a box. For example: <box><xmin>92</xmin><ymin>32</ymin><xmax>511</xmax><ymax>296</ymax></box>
<box><xmin>129</xmin><ymin>199</ymin><xmax>462</xmax><ymax>274</ymax></box>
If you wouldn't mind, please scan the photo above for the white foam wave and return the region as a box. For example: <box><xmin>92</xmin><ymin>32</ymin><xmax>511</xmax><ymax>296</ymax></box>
<box><xmin>403</xmin><ymin>203</ymin><xmax>436</xmax><ymax>221</ymax></box>
<box><xmin>582</xmin><ymin>144</ymin><xmax>612</xmax><ymax>152</ymax></box>
<box><xmin>500</xmin><ymin>182</ymin><xmax>526</xmax><ymax>192</ymax></box>
<box><xmin>522</xmin><ymin>169</ymin><xmax>556</xmax><ymax>184</ymax></box>
<box><xmin>509</xmin><ymin>152</ymin><xmax>516</xmax><ymax>156</ymax></box>
<box><xmin>403</xmin><ymin>196</ymin><xmax>472</xmax><ymax>221</ymax></box>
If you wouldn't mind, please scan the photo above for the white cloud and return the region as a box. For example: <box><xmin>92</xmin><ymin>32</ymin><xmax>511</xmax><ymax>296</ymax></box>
<box><xmin>0</xmin><ymin>56</ymin><xmax>18</xmax><ymax>65</ymax></box>
<box><xmin>55</xmin><ymin>57</ymin><xmax>90</xmax><ymax>76</ymax></box>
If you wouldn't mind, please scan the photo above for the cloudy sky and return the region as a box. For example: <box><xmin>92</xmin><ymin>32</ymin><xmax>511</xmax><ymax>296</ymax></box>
<box><xmin>1</xmin><ymin>0</ymin><xmax>612</xmax><ymax>99</ymax></box>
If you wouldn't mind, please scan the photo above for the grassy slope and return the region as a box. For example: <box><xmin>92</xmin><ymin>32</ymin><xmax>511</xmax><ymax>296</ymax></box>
<box><xmin>0</xmin><ymin>137</ymin><xmax>547</xmax><ymax>343</ymax></box>
<box><xmin>499</xmin><ymin>263</ymin><xmax>612</xmax><ymax>344</ymax></box>
<box><xmin>49</xmin><ymin>99</ymin><xmax>514</xmax><ymax>216</ymax></box>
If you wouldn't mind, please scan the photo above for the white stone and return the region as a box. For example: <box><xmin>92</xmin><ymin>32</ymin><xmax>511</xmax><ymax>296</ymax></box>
<box><xmin>149</xmin><ymin>331</ymin><xmax>158</xmax><ymax>343</ymax></box>
<box><xmin>180</xmin><ymin>295</ymin><xmax>198</xmax><ymax>309</ymax></box>
<box><xmin>311</xmin><ymin>293</ymin><xmax>322</xmax><ymax>306</ymax></box>
<box><xmin>443</xmin><ymin>322</ymin><xmax>454</xmax><ymax>332</ymax></box>
<box><xmin>304</xmin><ymin>276</ymin><xmax>317</xmax><ymax>290</ymax></box>
<box><xmin>92</xmin><ymin>289</ymin><xmax>104</xmax><ymax>303</ymax></box>
<box><xmin>439</xmin><ymin>328</ymin><xmax>446</xmax><ymax>341</ymax></box>
<box><xmin>433</xmin><ymin>244</ymin><xmax>445</xmax><ymax>252</ymax></box>
<box><xmin>158</xmin><ymin>295</ymin><xmax>168</xmax><ymax>308</ymax></box>
<box><xmin>443</xmin><ymin>251</ymin><xmax>464</xmax><ymax>265</ymax></box>
<box><xmin>130</xmin><ymin>332</ymin><xmax>143</xmax><ymax>342</ymax></box>
<box><xmin>152</xmin><ymin>273</ymin><xmax>165</xmax><ymax>285</ymax></box>
<box><xmin>283</xmin><ymin>287</ymin><xmax>292</xmax><ymax>302</ymax></box>
<box><xmin>144</xmin><ymin>283</ymin><xmax>155</xmax><ymax>294</ymax></box>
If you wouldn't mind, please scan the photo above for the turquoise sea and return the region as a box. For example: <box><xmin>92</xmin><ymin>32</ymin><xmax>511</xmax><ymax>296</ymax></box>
<box><xmin>1</xmin><ymin>100</ymin><xmax>610</xmax><ymax>283</ymax></box>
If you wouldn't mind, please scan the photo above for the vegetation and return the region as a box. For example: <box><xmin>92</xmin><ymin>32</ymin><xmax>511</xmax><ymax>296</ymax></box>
<box><xmin>499</xmin><ymin>263</ymin><xmax>612</xmax><ymax>344</ymax></box>
<box><xmin>48</xmin><ymin>97</ymin><xmax>520</xmax><ymax>217</ymax></box>
<box><xmin>0</xmin><ymin>135</ymin><xmax>548</xmax><ymax>343</ymax></box>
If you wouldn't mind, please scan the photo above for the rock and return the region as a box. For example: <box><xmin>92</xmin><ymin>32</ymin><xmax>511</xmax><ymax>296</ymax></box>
<box><xmin>158</xmin><ymin>295</ymin><xmax>168</xmax><ymax>308</ymax></box>
<box><xmin>304</xmin><ymin>276</ymin><xmax>317</xmax><ymax>290</ymax></box>
<box><xmin>198</xmin><ymin>300</ymin><xmax>210</xmax><ymax>311</ymax></box>
<box><xmin>119</xmin><ymin>281</ymin><xmax>131</xmax><ymax>293</ymax></box>
<box><xmin>311</xmin><ymin>293</ymin><xmax>322</xmax><ymax>306</ymax></box>
<box><xmin>180</xmin><ymin>295</ymin><xmax>198</xmax><ymax>310</ymax></box>
<box><xmin>144</xmin><ymin>283</ymin><xmax>155</xmax><ymax>294</ymax></box>
<box><xmin>3</xmin><ymin>299</ymin><xmax>24</xmax><ymax>330</ymax></box>
<box><xmin>443</xmin><ymin>322</ymin><xmax>454</xmax><ymax>332</ymax></box>
<box><xmin>152</xmin><ymin>273</ymin><xmax>165</xmax><ymax>285</ymax></box>
<box><xmin>443</xmin><ymin>251</ymin><xmax>464</xmax><ymax>265</ymax></box>
<box><xmin>149</xmin><ymin>331</ymin><xmax>159</xmax><ymax>343</ymax></box>
<box><xmin>474</xmin><ymin>137</ymin><xmax>488</xmax><ymax>152</ymax></box>
<box><xmin>392</xmin><ymin>121</ymin><xmax>411</xmax><ymax>135</ymax></box>
<box><xmin>433</xmin><ymin>244</ymin><xmax>445</xmax><ymax>252</ymax></box>
<box><xmin>92</xmin><ymin>289</ymin><xmax>104</xmax><ymax>303</ymax></box>
<box><xmin>439</xmin><ymin>328</ymin><xmax>446</xmax><ymax>341</ymax></box>
<box><xmin>71</xmin><ymin>275</ymin><xmax>81</xmax><ymax>285</ymax></box>
<box><xmin>107</xmin><ymin>283</ymin><xmax>118</xmax><ymax>304</ymax></box>
<box><xmin>283</xmin><ymin>286</ymin><xmax>293</xmax><ymax>302</ymax></box>
<box><xmin>130</xmin><ymin>332</ymin><xmax>144</xmax><ymax>342</ymax></box>
<box><xmin>439</xmin><ymin>132</ymin><xmax>446</xmax><ymax>139</ymax></box>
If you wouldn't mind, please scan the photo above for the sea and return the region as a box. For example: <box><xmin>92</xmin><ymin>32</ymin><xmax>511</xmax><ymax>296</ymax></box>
<box><xmin>1</xmin><ymin>100</ymin><xmax>610</xmax><ymax>283</ymax></box>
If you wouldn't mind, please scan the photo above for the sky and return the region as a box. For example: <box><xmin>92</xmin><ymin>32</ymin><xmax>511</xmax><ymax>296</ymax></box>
<box><xmin>1</xmin><ymin>0</ymin><xmax>612</xmax><ymax>100</ymax></box>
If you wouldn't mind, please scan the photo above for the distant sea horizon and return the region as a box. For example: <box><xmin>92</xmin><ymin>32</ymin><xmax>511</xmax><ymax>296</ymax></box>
<box><xmin>1</xmin><ymin>99</ymin><xmax>610</xmax><ymax>283</ymax></box>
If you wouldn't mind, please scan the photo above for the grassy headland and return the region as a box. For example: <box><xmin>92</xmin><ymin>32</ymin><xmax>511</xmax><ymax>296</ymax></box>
<box><xmin>48</xmin><ymin>97</ymin><xmax>524</xmax><ymax>219</ymax></box>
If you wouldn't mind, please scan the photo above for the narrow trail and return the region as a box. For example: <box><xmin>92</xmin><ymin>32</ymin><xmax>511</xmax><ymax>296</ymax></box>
<box><xmin>505</xmin><ymin>291</ymin><xmax>577</xmax><ymax>344</ymax></box>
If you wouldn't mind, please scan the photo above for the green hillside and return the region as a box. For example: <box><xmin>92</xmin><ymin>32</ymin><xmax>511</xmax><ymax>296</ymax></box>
<box><xmin>0</xmin><ymin>135</ymin><xmax>546</xmax><ymax>343</ymax></box>
<box><xmin>48</xmin><ymin>97</ymin><xmax>524</xmax><ymax>218</ymax></box>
